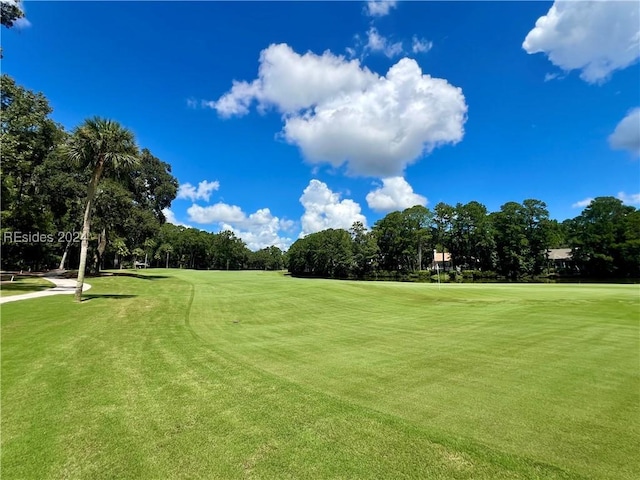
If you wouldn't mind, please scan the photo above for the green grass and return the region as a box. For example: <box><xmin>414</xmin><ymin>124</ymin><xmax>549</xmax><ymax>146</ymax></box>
<box><xmin>0</xmin><ymin>276</ymin><xmax>54</xmax><ymax>297</ymax></box>
<box><xmin>1</xmin><ymin>270</ymin><xmax>638</xmax><ymax>479</ymax></box>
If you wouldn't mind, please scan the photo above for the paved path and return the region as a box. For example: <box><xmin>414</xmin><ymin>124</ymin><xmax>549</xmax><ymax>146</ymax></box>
<box><xmin>0</xmin><ymin>277</ymin><xmax>92</xmax><ymax>304</ymax></box>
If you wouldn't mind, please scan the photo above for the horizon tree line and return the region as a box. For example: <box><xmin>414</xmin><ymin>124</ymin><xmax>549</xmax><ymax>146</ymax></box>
<box><xmin>2</xmin><ymin>75</ymin><xmax>638</xmax><ymax>288</ymax></box>
<box><xmin>287</xmin><ymin>197</ymin><xmax>639</xmax><ymax>280</ymax></box>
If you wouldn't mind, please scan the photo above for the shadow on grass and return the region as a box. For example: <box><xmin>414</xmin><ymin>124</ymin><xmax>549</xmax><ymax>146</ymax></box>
<box><xmin>81</xmin><ymin>294</ymin><xmax>138</xmax><ymax>301</ymax></box>
<box><xmin>96</xmin><ymin>272</ymin><xmax>171</xmax><ymax>281</ymax></box>
<box><xmin>0</xmin><ymin>285</ymin><xmax>53</xmax><ymax>293</ymax></box>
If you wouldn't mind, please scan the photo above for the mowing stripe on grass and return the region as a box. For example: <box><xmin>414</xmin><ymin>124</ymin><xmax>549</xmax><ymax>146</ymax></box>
<box><xmin>1</xmin><ymin>270</ymin><xmax>638</xmax><ymax>479</ymax></box>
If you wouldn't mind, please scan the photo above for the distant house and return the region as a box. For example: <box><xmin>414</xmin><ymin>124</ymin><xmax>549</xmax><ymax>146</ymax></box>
<box><xmin>547</xmin><ymin>248</ymin><xmax>573</xmax><ymax>270</ymax></box>
<box><xmin>431</xmin><ymin>250</ymin><xmax>452</xmax><ymax>270</ymax></box>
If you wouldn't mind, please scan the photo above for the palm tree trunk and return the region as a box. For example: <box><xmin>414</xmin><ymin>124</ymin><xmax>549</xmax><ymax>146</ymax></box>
<box><xmin>75</xmin><ymin>165</ymin><xmax>103</xmax><ymax>302</ymax></box>
<box><xmin>59</xmin><ymin>240</ymin><xmax>72</xmax><ymax>270</ymax></box>
<box><xmin>96</xmin><ymin>228</ymin><xmax>107</xmax><ymax>273</ymax></box>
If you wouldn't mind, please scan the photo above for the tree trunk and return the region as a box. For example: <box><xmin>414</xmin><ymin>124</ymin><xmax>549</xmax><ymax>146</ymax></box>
<box><xmin>166</xmin><ymin>251</ymin><xmax>169</xmax><ymax>269</ymax></box>
<box><xmin>75</xmin><ymin>164</ymin><xmax>103</xmax><ymax>302</ymax></box>
<box><xmin>417</xmin><ymin>242</ymin><xmax>422</xmax><ymax>271</ymax></box>
<box><xmin>96</xmin><ymin>228</ymin><xmax>107</xmax><ymax>273</ymax></box>
<box><xmin>59</xmin><ymin>240</ymin><xmax>72</xmax><ymax>270</ymax></box>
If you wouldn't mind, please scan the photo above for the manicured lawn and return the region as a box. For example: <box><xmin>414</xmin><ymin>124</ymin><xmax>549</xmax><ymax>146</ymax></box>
<box><xmin>1</xmin><ymin>270</ymin><xmax>638</xmax><ymax>479</ymax></box>
<box><xmin>0</xmin><ymin>276</ymin><xmax>54</xmax><ymax>297</ymax></box>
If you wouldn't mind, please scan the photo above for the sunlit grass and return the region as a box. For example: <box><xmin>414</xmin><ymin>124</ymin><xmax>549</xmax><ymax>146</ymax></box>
<box><xmin>2</xmin><ymin>270</ymin><xmax>638</xmax><ymax>479</ymax></box>
<box><xmin>0</xmin><ymin>276</ymin><xmax>54</xmax><ymax>297</ymax></box>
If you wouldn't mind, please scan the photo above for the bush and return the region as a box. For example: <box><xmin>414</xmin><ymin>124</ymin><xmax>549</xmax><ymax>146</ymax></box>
<box><xmin>431</xmin><ymin>273</ymin><xmax>450</xmax><ymax>283</ymax></box>
<box><xmin>461</xmin><ymin>270</ymin><xmax>498</xmax><ymax>280</ymax></box>
<box><xmin>407</xmin><ymin>271</ymin><xmax>430</xmax><ymax>282</ymax></box>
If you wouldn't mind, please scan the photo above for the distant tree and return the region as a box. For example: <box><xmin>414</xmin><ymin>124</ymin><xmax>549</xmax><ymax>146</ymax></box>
<box><xmin>317</xmin><ymin>229</ymin><xmax>353</xmax><ymax>278</ymax></box>
<box><xmin>547</xmin><ymin>219</ymin><xmax>570</xmax><ymax>248</ymax></box>
<box><xmin>111</xmin><ymin>237</ymin><xmax>129</xmax><ymax>269</ymax></box>
<box><xmin>287</xmin><ymin>229</ymin><xmax>353</xmax><ymax>278</ymax></box>
<box><xmin>93</xmin><ymin>179</ymin><xmax>134</xmax><ymax>271</ymax></box>
<box><xmin>64</xmin><ymin>117</ymin><xmax>139</xmax><ymax>301</ymax></box>
<box><xmin>492</xmin><ymin>202</ymin><xmax>530</xmax><ymax>279</ymax></box>
<box><xmin>402</xmin><ymin>205</ymin><xmax>432</xmax><ymax>271</ymax></box>
<box><xmin>450</xmin><ymin>201</ymin><xmax>495</xmax><ymax>270</ymax></box>
<box><xmin>522</xmin><ymin>199</ymin><xmax>552</xmax><ymax>274</ymax></box>
<box><xmin>433</xmin><ymin>202</ymin><xmax>455</xmax><ymax>270</ymax></box>
<box><xmin>154</xmin><ymin>243</ymin><xmax>173</xmax><ymax>268</ymax></box>
<box><xmin>350</xmin><ymin>221</ymin><xmax>379</xmax><ymax>278</ymax></box>
<box><xmin>618</xmin><ymin>210</ymin><xmax>640</xmax><ymax>277</ymax></box>
<box><xmin>373</xmin><ymin>211</ymin><xmax>411</xmax><ymax>272</ymax></box>
<box><xmin>209</xmin><ymin>230</ymin><xmax>249</xmax><ymax>270</ymax></box>
<box><xmin>492</xmin><ymin>199</ymin><xmax>551</xmax><ymax>278</ymax></box>
<box><xmin>568</xmin><ymin>197</ymin><xmax>640</xmax><ymax>277</ymax></box>
<box><xmin>258</xmin><ymin>245</ymin><xmax>285</xmax><ymax>270</ymax></box>
<box><xmin>131</xmin><ymin>247</ymin><xmax>145</xmax><ymax>266</ymax></box>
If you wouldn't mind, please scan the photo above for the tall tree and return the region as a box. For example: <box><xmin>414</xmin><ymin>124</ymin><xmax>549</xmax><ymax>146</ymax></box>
<box><xmin>64</xmin><ymin>117</ymin><xmax>139</xmax><ymax>301</ymax></box>
<box><xmin>450</xmin><ymin>201</ymin><xmax>495</xmax><ymax>270</ymax></box>
<box><xmin>127</xmin><ymin>148</ymin><xmax>178</xmax><ymax>220</ymax></box>
<box><xmin>402</xmin><ymin>205</ymin><xmax>432</xmax><ymax>271</ymax></box>
<box><xmin>350</xmin><ymin>221</ymin><xmax>379</xmax><ymax>278</ymax></box>
<box><xmin>373</xmin><ymin>211</ymin><xmax>411</xmax><ymax>272</ymax></box>
<box><xmin>492</xmin><ymin>202</ymin><xmax>529</xmax><ymax>279</ymax></box>
<box><xmin>1</xmin><ymin>74</ymin><xmax>65</xmax><ymax>270</ymax></box>
<box><xmin>492</xmin><ymin>200</ymin><xmax>551</xmax><ymax>278</ymax></box>
<box><xmin>568</xmin><ymin>197</ymin><xmax>640</xmax><ymax>277</ymax></box>
<box><xmin>433</xmin><ymin>202</ymin><xmax>455</xmax><ymax>270</ymax></box>
<box><xmin>521</xmin><ymin>199</ymin><xmax>552</xmax><ymax>274</ymax></box>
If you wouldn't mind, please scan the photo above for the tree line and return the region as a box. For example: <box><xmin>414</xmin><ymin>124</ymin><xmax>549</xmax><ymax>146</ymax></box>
<box><xmin>2</xmin><ymin>75</ymin><xmax>638</xmax><ymax>282</ymax></box>
<box><xmin>288</xmin><ymin>199</ymin><xmax>640</xmax><ymax>280</ymax></box>
<box><xmin>0</xmin><ymin>75</ymin><xmax>285</xmax><ymax>278</ymax></box>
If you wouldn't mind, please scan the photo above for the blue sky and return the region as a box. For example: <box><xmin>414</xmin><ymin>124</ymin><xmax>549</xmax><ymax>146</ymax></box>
<box><xmin>3</xmin><ymin>0</ymin><xmax>639</xmax><ymax>250</ymax></box>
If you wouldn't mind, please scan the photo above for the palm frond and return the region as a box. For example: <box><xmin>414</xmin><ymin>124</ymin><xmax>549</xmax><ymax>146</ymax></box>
<box><xmin>64</xmin><ymin>116</ymin><xmax>140</xmax><ymax>173</ymax></box>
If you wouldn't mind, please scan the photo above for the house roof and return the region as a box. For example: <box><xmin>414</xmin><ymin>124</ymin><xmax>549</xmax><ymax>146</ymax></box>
<box><xmin>433</xmin><ymin>251</ymin><xmax>452</xmax><ymax>262</ymax></box>
<box><xmin>548</xmin><ymin>248</ymin><xmax>572</xmax><ymax>260</ymax></box>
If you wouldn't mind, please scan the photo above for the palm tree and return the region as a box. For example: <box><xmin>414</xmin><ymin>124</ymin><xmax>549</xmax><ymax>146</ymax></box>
<box><xmin>65</xmin><ymin>117</ymin><xmax>139</xmax><ymax>302</ymax></box>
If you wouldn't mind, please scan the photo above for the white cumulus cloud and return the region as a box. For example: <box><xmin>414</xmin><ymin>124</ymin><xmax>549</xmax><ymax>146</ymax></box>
<box><xmin>366</xmin><ymin>177</ymin><xmax>427</xmax><ymax>212</ymax></box>
<box><xmin>300</xmin><ymin>180</ymin><xmax>367</xmax><ymax>236</ymax></box>
<box><xmin>608</xmin><ymin>108</ymin><xmax>640</xmax><ymax>157</ymax></box>
<box><xmin>283</xmin><ymin>58</ymin><xmax>467</xmax><ymax>177</ymax></box>
<box><xmin>523</xmin><ymin>1</ymin><xmax>640</xmax><ymax>84</ymax></box>
<box><xmin>221</xmin><ymin>208</ymin><xmax>294</xmax><ymax>251</ymax></box>
<box><xmin>213</xmin><ymin>44</ymin><xmax>377</xmax><ymax>117</ymax></box>
<box><xmin>571</xmin><ymin>197</ymin><xmax>594</xmax><ymax>209</ymax></box>
<box><xmin>412</xmin><ymin>36</ymin><xmax>433</xmax><ymax>54</ymax></box>
<box><xmin>161</xmin><ymin>208</ymin><xmax>189</xmax><ymax>227</ymax></box>
<box><xmin>187</xmin><ymin>202</ymin><xmax>245</xmax><ymax>224</ymax></box>
<box><xmin>365</xmin><ymin>0</ymin><xmax>397</xmax><ymax>18</ymax></box>
<box><xmin>187</xmin><ymin>203</ymin><xmax>293</xmax><ymax>251</ymax></box>
<box><xmin>617</xmin><ymin>191</ymin><xmax>640</xmax><ymax>206</ymax></box>
<box><xmin>366</xmin><ymin>27</ymin><xmax>404</xmax><ymax>58</ymax></box>
<box><xmin>177</xmin><ymin>180</ymin><xmax>220</xmax><ymax>202</ymax></box>
<box><xmin>210</xmin><ymin>43</ymin><xmax>467</xmax><ymax>178</ymax></box>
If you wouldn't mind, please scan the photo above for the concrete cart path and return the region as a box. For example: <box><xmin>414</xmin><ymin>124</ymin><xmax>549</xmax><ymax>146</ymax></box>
<box><xmin>0</xmin><ymin>277</ymin><xmax>92</xmax><ymax>304</ymax></box>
